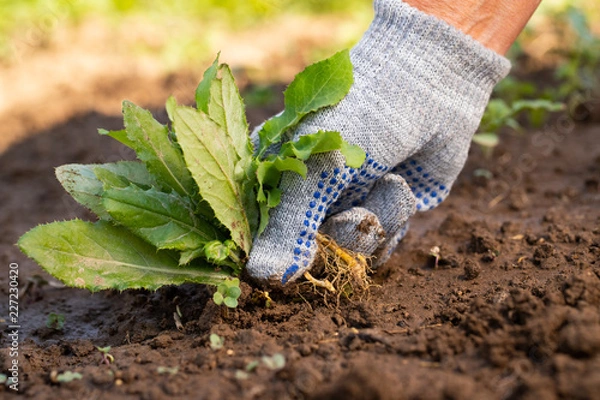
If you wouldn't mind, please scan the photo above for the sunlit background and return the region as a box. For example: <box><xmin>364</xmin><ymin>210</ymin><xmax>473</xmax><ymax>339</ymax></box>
<box><xmin>1</xmin><ymin>0</ymin><xmax>598</xmax><ymax>152</ymax></box>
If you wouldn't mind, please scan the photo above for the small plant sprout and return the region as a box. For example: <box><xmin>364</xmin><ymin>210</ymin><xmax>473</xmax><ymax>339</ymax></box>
<box><xmin>251</xmin><ymin>290</ymin><xmax>273</xmax><ymax>308</ymax></box>
<box><xmin>50</xmin><ymin>370</ymin><xmax>83</xmax><ymax>383</ymax></box>
<box><xmin>473</xmin><ymin>98</ymin><xmax>563</xmax><ymax>156</ymax></box>
<box><xmin>157</xmin><ymin>366</ymin><xmax>179</xmax><ymax>376</ymax></box>
<box><xmin>97</xmin><ymin>346</ymin><xmax>115</xmax><ymax>365</ymax></box>
<box><xmin>235</xmin><ymin>354</ymin><xmax>285</xmax><ymax>380</ymax></box>
<box><xmin>261</xmin><ymin>353</ymin><xmax>286</xmax><ymax>371</ymax></box>
<box><xmin>213</xmin><ymin>279</ymin><xmax>242</xmax><ymax>309</ymax></box>
<box><xmin>173</xmin><ymin>305</ymin><xmax>184</xmax><ymax>331</ymax></box>
<box><xmin>429</xmin><ymin>246</ymin><xmax>441</xmax><ymax>269</ymax></box>
<box><xmin>46</xmin><ymin>313</ymin><xmax>65</xmax><ymax>330</ymax></box>
<box><xmin>245</xmin><ymin>360</ymin><xmax>260</xmax><ymax>372</ymax></box>
<box><xmin>209</xmin><ymin>333</ymin><xmax>224</xmax><ymax>351</ymax></box>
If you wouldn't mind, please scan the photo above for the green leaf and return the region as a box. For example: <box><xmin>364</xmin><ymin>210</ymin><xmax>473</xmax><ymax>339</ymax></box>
<box><xmin>512</xmin><ymin>99</ymin><xmax>564</xmax><ymax>113</ymax></box>
<box><xmin>55</xmin><ymin>162</ymin><xmax>157</xmax><ymax>220</ymax></box>
<box><xmin>209</xmin><ymin>333</ymin><xmax>224</xmax><ymax>349</ymax></box>
<box><xmin>213</xmin><ymin>278</ymin><xmax>241</xmax><ymax>308</ymax></box>
<box><xmin>472</xmin><ymin>133</ymin><xmax>499</xmax><ymax>148</ymax></box>
<box><xmin>213</xmin><ymin>291</ymin><xmax>224</xmax><ymax>305</ymax></box>
<box><xmin>165</xmin><ymin>96</ymin><xmax>177</xmax><ymax>123</ymax></box>
<box><xmin>179</xmin><ymin>248</ymin><xmax>204</xmax><ymax>265</ymax></box>
<box><xmin>56</xmin><ymin>371</ymin><xmax>83</xmax><ymax>383</ymax></box>
<box><xmin>204</xmin><ymin>63</ymin><xmax>259</xmax><ymax>238</ymax></box>
<box><xmin>340</xmin><ymin>140</ymin><xmax>367</xmax><ymax>168</ymax></box>
<box><xmin>102</xmin><ymin>184</ymin><xmax>224</xmax><ymax>252</ymax></box>
<box><xmin>223</xmin><ymin>297</ymin><xmax>238</xmax><ymax>308</ymax></box>
<box><xmin>202</xmin><ymin>240</ymin><xmax>242</xmax><ymax>273</ymax></box>
<box><xmin>195</xmin><ymin>55</ymin><xmax>219</xmax><ymax>113</ymax></box>
<box><xmin>226</xmin><ymin>285</ymin><xmax>242</xmax><ymax>299</ymax></box>
<box><xmin>260</xmin><ymin>157</ymin><xmax>308</xmax><ymax>179</ymax></box>
<box><xmin>93</xmin><ymin>163</ymin><xmax>158</xmax><ymax>190</ymax></box>
<box><xmin>479</xmin><ymin>99</ymin><xmax>513</xmax><ymax>133</ymax></box>
<box><xmin>261</xmin><ymin>353</ymin><xmax>286</xmax><ymax>370</ymax></box>
<box><xmin>207</xmin><ymin>64</ymin><xmax>254</xmax><ymax>163</ymax></box>
<box><xmin>255</xmin><ymin>157</ymin><xmax>305</xmax><ymax>208</ymax></box>
<box><xmin>258</xmin><ymin>203</ymin><xmax>271</xmax><ymax>235</ymax></box>
<box><xmin>18</xmin><ymin>220</ymin><xmax>231</xmax><ymax>291</ymax></box>
<box><xmin>98</xmin><ymin>128</ymin><xmax>135</xmax><ymax>149</ymax></box>
<box><xmin>280</xmin><ymin>130</ymin><xmax>343</xmax><ymax>160</ymax></box>
<box><xmin>122</xmin><ymin>101</ymin><xmax>196</xmax><ymax>198</ymax></box>
<box><xmin>266</xmin><ymin>188</ymin><xmax>282</xmax><ymax>208</ymax></box>
<box><xmin>257</xmin><ymin>49</ymin><xmax>354</xmax><ymax>156</ymax></box>
<box><xmin>254</xmin><ymin>157</ymin><xmax>306</xmax><ymax>235</ymax></box>
<box><xmin>280</xmin><ymin>130</ymin><xmax>366</xmax><ymax>168</ymax></box>
<box><xmin>173</xmin><ymin>105</ymin><xmax>256</xmax><ymax>254</ymax></box>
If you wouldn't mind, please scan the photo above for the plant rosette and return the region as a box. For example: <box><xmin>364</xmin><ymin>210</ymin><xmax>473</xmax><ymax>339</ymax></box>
<box><xmin>18</xmin><ymin>50</ymin><xmax>365</xmax><ymax>307</ymax></box>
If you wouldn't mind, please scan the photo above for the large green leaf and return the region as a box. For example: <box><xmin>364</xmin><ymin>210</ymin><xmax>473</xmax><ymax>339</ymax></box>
<box><xmin>195</xmin><ymin>56</ymin><xmax>219</xmax><ymax>114</ymax></box>
<box><xmin>173</xmin><ymin>105</ymin><xmax>255</xmax><ymax>253</ymax></box>
<box><xmin>207</xmin><ymin>64</ymin><xmax>254</xmax><ymax>163</ymax></box>
<box><xmin>206</xmin><ymin>64</ymin><xmax>259</xmax><ymax>238</ymax></box>
<box><xmin>55</xmin><ymin>162</ymin><xmax>158</xmax><ymax>220</ymax></box>
<box><xmin>18</xmin><ymin>220</ymin><xmax>231</xmax><ymax>291</ymax></box>
<box><xmin>122</xmin><ymin>101</ymin><xmax>196</xmax><ymax>198</ymax></box>
<box><xmin>257</xmin><ymin>50</ymin><xmax>354</xmax><ymax>156</ymax></box>
<box><xmin>102</xmin><ymin>184</ymin><xmax>224</xmax><ymax>252</ymax></box>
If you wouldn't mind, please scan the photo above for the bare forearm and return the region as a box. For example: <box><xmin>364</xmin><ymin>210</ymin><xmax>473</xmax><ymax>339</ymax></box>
<box><xmin>403</xmin><ymin>0</ymin><xmax>542</xmax><ymax>54</ymax></box>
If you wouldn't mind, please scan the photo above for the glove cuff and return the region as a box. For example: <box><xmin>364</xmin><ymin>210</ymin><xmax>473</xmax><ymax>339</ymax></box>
<box><xmin>353</xmin><ymin>0</ymin><xmax>511</xmax><ymax>104</ymax></box>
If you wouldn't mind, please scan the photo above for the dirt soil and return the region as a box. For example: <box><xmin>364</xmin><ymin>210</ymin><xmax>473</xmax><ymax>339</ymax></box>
<box><xmin>0</xmin><ymin>72</ymin><xmax>599</xmax><ymax>400</ymax></box>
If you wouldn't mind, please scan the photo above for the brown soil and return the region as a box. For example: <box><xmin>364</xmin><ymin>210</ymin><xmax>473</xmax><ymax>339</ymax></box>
<box><xmin>1</xmin><ymin>71</ymin><xmax>599</xmax><ymax>400</ymax></box>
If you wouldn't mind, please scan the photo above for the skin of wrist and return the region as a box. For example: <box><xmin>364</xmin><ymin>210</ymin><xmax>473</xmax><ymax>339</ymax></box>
<box><xmin>403</xmin><ymin>0</ymin><xmax>542</xmax><ymax>55</ymax></box>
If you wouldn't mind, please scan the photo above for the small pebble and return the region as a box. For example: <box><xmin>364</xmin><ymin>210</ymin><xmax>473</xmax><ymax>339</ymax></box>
<box><xmin>463</xmin><ymin>259</ymin><xmax>481</xmax><ymax>280</ymax></box>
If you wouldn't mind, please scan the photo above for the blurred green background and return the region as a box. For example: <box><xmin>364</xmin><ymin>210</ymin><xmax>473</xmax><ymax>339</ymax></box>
<box><xmin>1</xmin><ymin>0</ymin><xmax>597</xmax><ymax>70</ymax></box>
<box><xmin>0</xmin><ymin>0</ymin><xmax>373</xmax><ymax>71</ymax></box>
<box><xmin>0</xmin><ymin>0</ymin><xmax>598</xmax><ymax>165</ymax></box>
<box><xmin>0</xmin><ymin>0</ymin><xmax>598</xmax><ymax>137</ymax></box>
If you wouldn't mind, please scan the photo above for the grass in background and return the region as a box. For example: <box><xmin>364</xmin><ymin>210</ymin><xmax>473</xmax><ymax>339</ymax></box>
<box><xmin>0</xmin><ymin>0</ymin><xmax>372</xmax><ymax>67</ymax></box>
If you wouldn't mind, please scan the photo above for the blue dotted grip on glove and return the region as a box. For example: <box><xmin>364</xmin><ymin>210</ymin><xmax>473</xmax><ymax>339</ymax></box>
<box><xmin>281</xmin><ymin>154</ymin><xmax>390</xmax><ymax>284</ymax></box>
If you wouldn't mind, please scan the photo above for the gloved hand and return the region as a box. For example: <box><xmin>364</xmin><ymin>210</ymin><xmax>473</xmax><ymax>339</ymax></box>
<box><xmin>247</xmin><ymin>0</ymin><xmax>510</xmax><ymax>285</ymax></box>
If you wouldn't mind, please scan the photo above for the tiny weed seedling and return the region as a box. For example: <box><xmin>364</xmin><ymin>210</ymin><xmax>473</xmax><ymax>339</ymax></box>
<box><xmin>17</xmin><ymin>50</ymin><xmax>366</xmax><ymax>306</ymax></box>
<box><xmin>234</xmin><ymin>354</ymin><xmax>285</xmax><ymax>380</ymax></box>
<box><xmin>261</xmin><ymin>353</ymin><xmax>286</xmax><ymax>371</ymax></box>
<box><xmin>213</xmin><ymin>278</ymin><xmax>242</xmax><ymax>309</ymax></box>
<box><xmin>173</xmin><ymin>305</ymin><xmax>185</xmax><ymax>331</ymax></box>
<box><xmin>157</xmin><ymin>366</ymin><xmax>179</xmax><ymax>376</ymax></box>
<box><xmin>473</xmin><ymin>98</ymin><xmax>563</xmax><ymax>155</ymax></box>
<box><xmin>51</xmin><ymin>371</ymin><xmax>83</xmax><ymax>383</ymax></box>
<box><xmin>251</xmin><ymin>290</ymin><xmax>273</xmax><ymax>308</ymax></box>
<box><xmin>46</xmin><ymin>313</ymin><xmax>65</xmax><ymax>330</ymax></box>
<box><xmin>97</xmin><ymin>346</ymin><xmax>115</xmax><ymax>365</ymax></box>
<box><xmin>209</xmin><ymin>333</ymin><xmax>224</xmax><ymax>350</ymax></box>
<box><xmin>429</xmin><ymin>246</ymin><xmax>441</xmax><ymax>269</ymax></box>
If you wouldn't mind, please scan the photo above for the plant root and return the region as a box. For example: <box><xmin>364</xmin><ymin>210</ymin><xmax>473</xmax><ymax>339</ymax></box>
<box><xmin>305</xmin><ymin>232</ymin><xmax>373</xmax><ymax>303</ymax></box>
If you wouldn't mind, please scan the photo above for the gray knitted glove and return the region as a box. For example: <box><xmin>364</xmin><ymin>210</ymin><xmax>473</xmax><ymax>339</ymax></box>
<box><xmin>319</xmin><ymin>172</ymin><xmax>414</xmax><ymax>268</ymax></box>
<box><xmin>247</xmin><ymin>0</ymin><xmax>510</xmax><ymax>285</ymax></box>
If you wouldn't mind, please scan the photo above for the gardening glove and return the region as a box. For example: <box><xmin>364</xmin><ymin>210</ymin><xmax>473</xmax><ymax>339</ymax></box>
<box><xmin>247</xmin><ymin>0</ymin><xmax>510</xmax><ymax>285</ymax></box>
<box><xmin>318</xmin><ymin>172</ymin><xmax>413</xmax><ymax>268</ymax></box>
